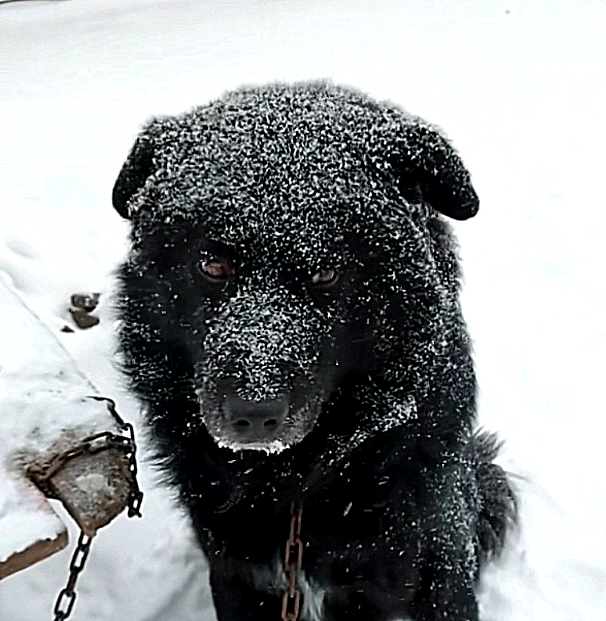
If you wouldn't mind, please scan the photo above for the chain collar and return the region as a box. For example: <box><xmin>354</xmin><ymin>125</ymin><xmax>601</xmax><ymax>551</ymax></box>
<box><xmin>282</xmin><ymin>503</ymin><xmax>304</xmax><ymax>621</ymax></box>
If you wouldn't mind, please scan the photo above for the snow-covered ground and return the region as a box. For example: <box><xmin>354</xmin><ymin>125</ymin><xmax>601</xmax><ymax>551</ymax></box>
<box><xmin>1</xmin><ymin>0</ymin><xmax>605</xmax><ymax>619</ymax></box>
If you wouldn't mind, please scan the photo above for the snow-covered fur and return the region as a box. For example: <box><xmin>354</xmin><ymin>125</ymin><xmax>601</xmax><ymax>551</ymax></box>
<box><xmin>113</xmin><ymin>82</ymin><xmax>515</xmax><ymax>621</ymax></box>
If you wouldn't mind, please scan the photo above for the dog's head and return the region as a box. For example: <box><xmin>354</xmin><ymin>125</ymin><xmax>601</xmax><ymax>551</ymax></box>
<box><xmin>114</xmin><ymin>82</ymin><xmax>478</xmax><ymax>454</ymax></box>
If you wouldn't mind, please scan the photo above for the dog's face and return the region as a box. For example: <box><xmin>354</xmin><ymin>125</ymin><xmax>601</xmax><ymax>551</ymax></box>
<box><xmin>124</xmin><ymin>172</ymin><xmax>385</xmax><ymax>454</ymax></box>
<box><xmin>190</xmin><ymin>219</ymin><xmax>353</xmax><ymax>453</ymax></box>
<box><xmin>114</xmin><ymin>83</ymin><xmax>478</xmax><ymax>454</ymax></box>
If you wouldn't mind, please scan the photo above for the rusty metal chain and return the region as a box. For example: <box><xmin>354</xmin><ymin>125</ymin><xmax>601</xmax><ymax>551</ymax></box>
<box><xmin>29</xmin><ymin>431</ymin><xmax>130</xmax><ymax>494</ymax></box>
<box><xmin>88</xmin><ymin>396</ymin><xmax>143</xmax><ymax>517</ymax></box>
<box><xmin>282</xmin><ymin>503</ymin><xmax>304</xmax><ymax>621</ymax></box>
<box><xmin>52</xmin><ymin>531</ymin><xmax>93</xmax><ymax>621</ymax></box>
<box><xmin>39</xmin><ymin>396</ymin><xmax>144</xmax><ymax>620</ymax></box>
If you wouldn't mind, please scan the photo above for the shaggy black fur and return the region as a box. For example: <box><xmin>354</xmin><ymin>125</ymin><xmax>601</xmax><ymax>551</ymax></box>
<box><xmin>113</xmin><ymin>82</ymin><xmax>515</xmax><ymax>621</ymax></box>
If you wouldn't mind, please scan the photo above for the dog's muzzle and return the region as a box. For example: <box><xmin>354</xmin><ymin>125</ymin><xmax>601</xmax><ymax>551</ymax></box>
<box><xmin>195</xmin><ymin>285</ymin><xmax>332</xmax><ymax>452</ymax></box>
<box><xmin>223</xmin><ymin>394</ymin><xmax>289</xmax><ymax>444</ymax></box>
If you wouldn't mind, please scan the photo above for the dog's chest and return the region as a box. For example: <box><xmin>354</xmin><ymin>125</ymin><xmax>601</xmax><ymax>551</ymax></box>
<box><xmin>249</xmin><ymin>555</ymin><xmax>326</xmax><ymax>621</ymax></box>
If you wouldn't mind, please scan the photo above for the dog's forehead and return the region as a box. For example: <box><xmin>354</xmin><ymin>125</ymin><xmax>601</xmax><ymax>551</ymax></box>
<box><xmin>210</xmin><ymin>196</ymin><xmax>353</xmax><ymax>269</ymax></box>
<box><xmin>196</xmin><ymin>163</ymin><xmax>379</xmax><ymax>269</ymax></box>
<box><xmin>150</xmin><ymin>88</ymin><xmax>397</xmax><ymax>266</ymax></box>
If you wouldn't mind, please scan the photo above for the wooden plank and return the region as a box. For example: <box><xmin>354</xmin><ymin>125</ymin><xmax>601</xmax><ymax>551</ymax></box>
<box><xmin>0</xmin><ymin>467</ymin><xmax>68</xmax><ymax>580</ymax></box>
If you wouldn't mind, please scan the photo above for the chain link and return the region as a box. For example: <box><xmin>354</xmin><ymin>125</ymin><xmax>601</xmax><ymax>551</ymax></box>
<box><xmin>282</xmin><ymin>503</ymin><xmax>304</xmax><ymax>621</ymax></box>
<box><xmin>52</xmin><ymin>532</ymin><xmax>93</xmax><ymax>621</ymax></box>
<box><xmin>29</xmin><ymin>431</ymin><xmax>129</xmax><ymax>495</ymax></box>
<box><xmin>41</xmin><ymin>397</ymin><xmax>144</xmax><ymax>620</ymax></box>
<box><xmin>88</xmin><ymin>396</ymin><xmax>143</xmax><ymax>517</ymax></box>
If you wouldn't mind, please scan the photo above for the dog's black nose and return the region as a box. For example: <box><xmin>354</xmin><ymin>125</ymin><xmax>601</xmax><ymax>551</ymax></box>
<box><xmin>225</xmin><ymin>396</ymin><xmax>288</xmax><ymax>441</ymax></box>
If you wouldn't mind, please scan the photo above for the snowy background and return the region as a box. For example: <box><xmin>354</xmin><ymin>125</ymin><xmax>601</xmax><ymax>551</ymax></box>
<box><xmin>1</xmin><ymin>0</ymin><xmax>605</xmax><ymax>619</ymax></box>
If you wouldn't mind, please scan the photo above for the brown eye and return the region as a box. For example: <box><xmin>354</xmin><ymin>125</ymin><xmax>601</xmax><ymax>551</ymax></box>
<box><xmin>310</xmin><ymin>269</ymin><xmax>339</xmax><ymax>288</ymax></box>
<box><xmin>199</xmin><ymin>258</ymin><xmax>235</xmax><ymax>282</ymax></box>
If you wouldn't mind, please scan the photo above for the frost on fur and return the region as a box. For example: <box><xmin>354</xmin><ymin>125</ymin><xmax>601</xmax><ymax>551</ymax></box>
<box><xmin>113</xmin><ymin>81</ymin><xmax>514</xmax><ymax>621</ymax></box>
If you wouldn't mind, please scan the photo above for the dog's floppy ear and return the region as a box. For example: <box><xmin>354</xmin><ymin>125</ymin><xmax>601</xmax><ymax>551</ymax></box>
<box><xmin>112</xmin><ymin>133</ymin><xmax>155</xmax><ymax>220</ymax></box>
<box><xmin>387</xmin><ymin>120</ymin><xmax>479</xmax><ymax>220</ymax></box>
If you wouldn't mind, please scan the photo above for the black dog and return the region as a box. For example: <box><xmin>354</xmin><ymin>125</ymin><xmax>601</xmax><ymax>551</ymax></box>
<box><xmin>113</xmin><ymin>82</ymin><xmax>515</xmax><ymax>621</ymax></box>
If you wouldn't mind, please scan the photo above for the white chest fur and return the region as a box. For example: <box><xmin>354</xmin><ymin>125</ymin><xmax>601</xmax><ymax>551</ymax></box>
<box><xmin>248</xmin><ymin>555</ymin><xmax>326</xmax><ymax>621</ymax></box>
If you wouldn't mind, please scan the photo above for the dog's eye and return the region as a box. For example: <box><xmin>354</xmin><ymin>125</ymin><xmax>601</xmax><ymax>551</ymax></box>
<box><xmin>199</xmin><ymin>258</ymin><xmax>235</xmax><ymax>282</ymax></box>
<box><xmin>310</xmin><ymin>269</ymin><xmax>339</xmax><ymax>288</ymax></box>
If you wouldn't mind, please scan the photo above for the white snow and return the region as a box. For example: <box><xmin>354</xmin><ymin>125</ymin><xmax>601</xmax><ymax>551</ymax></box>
<box><xmin>0</xmin><ymin>467</ymin><xmax>65</xmax><ymax>565</ymax></box>
<box><xmin>1</xmin><ymin>0</ymin><xmax>605</xmax><ymax>620</ymax></box>
<box><xmin>0</xmin><ymin>279</ymin><xmax>123</xmax><ymax>464</ymax></box>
